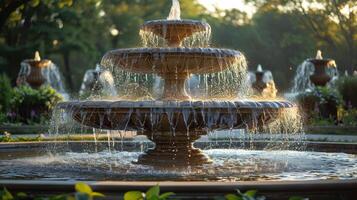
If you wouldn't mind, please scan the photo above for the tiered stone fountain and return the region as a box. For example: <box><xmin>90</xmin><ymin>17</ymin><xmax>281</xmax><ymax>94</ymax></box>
<box><xmin>58</xmin><ymin>0</ymin><xmax>294</xmax><ymax>167</ymax></box>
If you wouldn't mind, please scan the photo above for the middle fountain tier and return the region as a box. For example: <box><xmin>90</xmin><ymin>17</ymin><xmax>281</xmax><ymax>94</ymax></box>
<box><xmin>57</xmin><ymin>1</ymin><xmax>296</xmax><ymax>167</ymax></box>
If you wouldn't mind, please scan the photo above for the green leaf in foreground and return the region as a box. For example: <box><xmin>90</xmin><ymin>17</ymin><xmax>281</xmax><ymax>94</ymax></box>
<box><xmin>74</xmin><ymin>182</ymin><xmax>104</xmax><ymax>199</ymax></box>
<box><xmin>159</xmin><ymin>192</ymin><xmax>175</xmax><ymax>200</ymax></box>
<box><xmin>225</xmin><ymin>193</ymin><xmax>242</xmax><ymax>200</ymax></box>
<box><xmin>146</xmin><ymin>185</ymin><xmax>160</xmax><ymax>200</ymax></box>
<box><xmin>124</xmin><ymin>191</ymin><xmax>144</xmax><ymax>200</ymax></box>
<box><xmin>0</xmin><ymin>188</ymin><xmax>13</xmax><ymax>200</ymax></box>
<box><xmin>244</xmin><ymin>190</ymin><xmax>257</xmax><ymax>198</ymax></box>
<box><xmin>75</xmin><ymin>183</ymin><xmax>93</xmax><ymax>194</ymax></box>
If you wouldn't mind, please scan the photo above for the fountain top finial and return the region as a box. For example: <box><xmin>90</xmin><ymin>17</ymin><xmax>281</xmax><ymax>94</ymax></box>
<box><xmin>316</xmin><ymin>50</ymin><xmax>323</xmax><ymax>60</ymax></box>
<box><xmin>34</xmin><ymin>51</ymin><xmax>41</xmax><ymax>61</ymax></box>
<box><xmin>257</xmin><ymin>64</ymin><xmax>263</xmax><ymax>72</ymax></box>
<box><xmin>23</xmin><ymin>51</ymin><xmax>51</xmax><ymax>68</ymax></box>
<box><xmin>167</xmin><ymin>0</ymin><xmax>181</xmax><ymax>20</ymax></box>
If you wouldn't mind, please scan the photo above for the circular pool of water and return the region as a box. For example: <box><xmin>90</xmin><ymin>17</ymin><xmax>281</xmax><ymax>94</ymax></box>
<box><xmin>0</xmin><ymin>149</ymin><xmax>356</xmax><ymax>182</ymax></box>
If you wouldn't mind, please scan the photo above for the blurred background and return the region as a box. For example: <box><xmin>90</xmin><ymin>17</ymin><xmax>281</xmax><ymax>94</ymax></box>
<box><xmin>1</xmin><ymin>0</ymin><xmax>356</xmax><ymax>93</ymax></box>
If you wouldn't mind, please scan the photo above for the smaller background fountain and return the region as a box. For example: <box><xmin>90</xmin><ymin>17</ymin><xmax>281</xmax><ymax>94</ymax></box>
<box><xmin>248</xmin><ymin>65</ymin><xmax>277</xmax><ymax>98</ymax></box>
<box><xmin>291</xmin><ymin>50</ymin><xmax>340</xmax><ymax>122</ymax></box>
<box><xmin>16</xmin><ymin>51</ymin><xmax>68</xmax><ymax>99</ymax></box>
<box><xmin>292</xmin><ymin>50</ymin><xmax>338</xmax><ymax>93</ymax></box>
<box><xmin>79</xmin><ymin>65</ymin><xmax>117</xmax><ymax>98</ymax></box>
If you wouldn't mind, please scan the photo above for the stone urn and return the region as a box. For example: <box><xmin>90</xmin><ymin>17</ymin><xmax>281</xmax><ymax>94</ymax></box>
<box><xmin>17</xmin><ymin>51</ymin><xmax>51</xmax><ymax>88</ymax></box>
<box><xmin>252</xmin><ymin>65</ymin><xmax>268</xmax><ymax>94</ymax></box>
<box><xmin>308</xmin><ymin>50</ymin><xmax>335</xmax><ymax>87</ymax></box>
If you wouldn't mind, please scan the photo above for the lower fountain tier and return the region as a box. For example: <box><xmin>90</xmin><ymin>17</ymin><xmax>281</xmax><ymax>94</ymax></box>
<box><xmin>57</xmin><ymin>100</ymin><xmax>294</xmax><ymax>167</ymax></box>
<box><xmin>57</xmin><ymin>100</ymin><xmax>294</xmax><ymax>131</ymax></box>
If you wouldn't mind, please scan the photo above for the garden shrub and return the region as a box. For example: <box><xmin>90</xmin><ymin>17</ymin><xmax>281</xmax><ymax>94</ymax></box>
<box><xmin>8</xmin><ymin>85</ymin><xmax>63</xmax><ymax>124</ymax></box>
<box><xmin>296</xmin><ymin>86</ymin><xmax>342</xmax><ymax>121</ymax></box>
<box><xmin>0</xmin><ymin>74</ymin><xmax>13</xmax><ymax>113</ymax></box>
<box><xmin>339</xmin><ymin>109</ymin><xmax>357</xmax><ymax>126</ymax></box>
<box><xmin>0</xmin><ymin>184</ymin><xmax>307</xmax><ymax>200</ymax></box>
<box><xmin>337</xmin><ymin>76</ymin><xmax>357</xmax><ymax>108</ymax></box>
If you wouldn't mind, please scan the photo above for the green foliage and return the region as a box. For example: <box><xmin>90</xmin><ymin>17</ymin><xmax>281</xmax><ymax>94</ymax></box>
<box><xmin>8</xmin><ymin>85</ymin><xmax>63</xmax><ymax>124</ymax></box>
<box><xmin>0</xmin><ymin>113</ymin><xmax>7</xmax><ymax>124</ymax></box>
<box><xmin>314</xmin><ymin>87</ymin><xmax>342</xmax><ymax>105</ymax></box>
<box><xmin>297</xmin><ymin>86</ymin><xmax>342</xmax><ymax>106</ymax></box>
<box><xmin>75</xmin><ymin>182</ymin><xmax>104</xmax><ymax>200</ymax></box>
<box><xmin>340</xmin><ymin>109</ymin><xmax>357</xmax><ymax>126</ymax></box>
<box><xmin>337</xmin><ymin>76</ymin><xmax>357</xmax><ymax>108</ymax></box>
<box><xmin>0</xmin><ymin>188</ymin><xmax>13</xmax><ymax>200</ymax></box>
<box><xmin>0</xmin><ymin>182</ymin><xmax>103</xmax><ymax>200</ymax></box>
<box><xmin>221</xmin><ymin>190</ymin><xmax>264</xmax><ymax>200</ymax></box>
<box><xmin>309</xmin><ymin>116</ymin><xmax>335</xmax><ymax>126</ymax></box>
<box><xmin>0</xmin><ymin>187</ymin><xmax>28</xmax><ymax>200</ymax></box>
<box><xmin>0</xmin><ymin>186</ymin><xmax>309</xmax><ymax>200</ymax></box>
<box><xmin>0</xmin><ymin>134</ymin><xmax>43</xmax><ymax>143</ymax></box>
<box><xmin>0</xmin><ymin>74</ymin><xmax>13</xmax><ymax>113</ymax></box>
<box><xmin>124</xmin><ymin>185</ymin><xmax>174</xmax><ymax>200</ymax></box>
<box><xmin>1</xmin><ymin>0</ymin><xmax>357</xmax><ymax>92</ymax></box>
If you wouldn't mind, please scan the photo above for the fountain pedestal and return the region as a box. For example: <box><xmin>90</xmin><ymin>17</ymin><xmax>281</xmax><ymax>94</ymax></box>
<box><xmin>161</xmin><ymin>73</ymin><xmax>190</xmax><ymax>100</ymax></box>
<box><xmin>137</xmin><ymin>131</ymin><xmax>211</xmax><ymax>167</ymax></box>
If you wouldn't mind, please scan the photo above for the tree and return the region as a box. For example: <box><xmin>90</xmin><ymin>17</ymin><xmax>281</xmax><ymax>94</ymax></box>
<box><xmin>246</xmin><ymin>0</ymin><xmax>357</xmax><ymax>73</ymax></box>
<box><xmin>0</xmin><ymin>0</ymin><xmax>110</xmax><ymax>91</ymax></box>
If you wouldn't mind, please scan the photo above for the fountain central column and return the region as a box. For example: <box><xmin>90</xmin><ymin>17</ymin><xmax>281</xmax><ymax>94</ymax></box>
<box><xmin>161</xmin><ymin>73</ymin><xmax>190</xmax><ymax>100</ymax></box>
<box><xmin>138</xmin><ymin>131</ymin><xmax>212</xmax><ymax>167</ymax></box>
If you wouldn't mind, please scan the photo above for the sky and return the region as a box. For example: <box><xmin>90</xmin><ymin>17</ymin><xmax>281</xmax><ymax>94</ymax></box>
<box><xmin>197</xmin><ymin>0</ymin><xmax>256</xmax><ymax>16</ymax></box>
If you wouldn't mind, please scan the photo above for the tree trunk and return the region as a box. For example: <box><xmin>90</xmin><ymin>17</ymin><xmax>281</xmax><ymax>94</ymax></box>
<box><xmin>63</xmin><ymin>51</ymin><xmax>74</xmax><ymax>92</ymax></box>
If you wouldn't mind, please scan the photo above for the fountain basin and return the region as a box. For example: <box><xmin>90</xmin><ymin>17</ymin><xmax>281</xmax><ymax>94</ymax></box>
<box><xmin>0</xmin><ymin>141</ymin><xmax>356</xmax><ymax>181</ymax></box>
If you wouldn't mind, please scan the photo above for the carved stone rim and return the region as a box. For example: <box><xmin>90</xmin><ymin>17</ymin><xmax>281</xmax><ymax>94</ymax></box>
<box><xmin>102</xmin><ymin>47</ymin><xmax>240</xmax><ymax>57</ymax></box>
<box><xmin>141</xmin><ymin>19</ymin><xmax>210</xmax><ymax>30</ymax></box>
<box><xmin>22</xmin><ymin>59</ymin><xmax>52</xmax><ymax>68</ymax></box>
<box><xmin>306</xmin><ymin>58</ymin><xmax>334</xmax><ymax>66</ymax></box>
<box><xmin>57</xmin><ymin>100</ymin><xmax>295</xmax><ymax>109</ymax></box>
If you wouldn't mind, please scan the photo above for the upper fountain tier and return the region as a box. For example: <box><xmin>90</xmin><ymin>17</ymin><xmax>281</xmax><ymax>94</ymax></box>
<box><xmin>101</xmin><ymin>47</ymin><xmax>242</xmax><ymax>100</ymax></box>
<box><xmin>141</xmin><ymin>19</ymin><xmax>210</xmax><ymax>47</ymax></box>
<box><xmin>101</xmin><ymin>47</ymin><xmax>240</xmax><ymax>74</ymax></box>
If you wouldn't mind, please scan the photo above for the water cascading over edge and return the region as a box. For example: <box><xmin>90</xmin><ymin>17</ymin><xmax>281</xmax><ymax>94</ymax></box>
<box><xmin>54</xmin><ymin>0</ymin><xmax>303</xmax><ymax>168</ymax></box>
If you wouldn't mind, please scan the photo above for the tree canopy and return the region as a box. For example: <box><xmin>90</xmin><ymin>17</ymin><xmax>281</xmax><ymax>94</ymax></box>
<box><xmin>0</xmin><ymin>0</ymin><xmax>356</xmax><ymax>92</ymax></box>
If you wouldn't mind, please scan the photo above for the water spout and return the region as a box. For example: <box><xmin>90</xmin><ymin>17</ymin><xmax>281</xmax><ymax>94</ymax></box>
<box><xmin>167</xmin><ymin>0</ymin><xmax>181</xmax><ymax>20</ymax></box>
<box><xmin>257</xmin><ymin>64</ymin><xmax>263</xmax><ymax>72</ymax></box>
<box><xmin>34</xmin><ymin>51</ymin><xmax>41</xmax><ymax>61</ymax></box>
<box><xmin>315</xmin><ymin>50</ymin><xmax>323</xmax><ymax>60</ymax></box>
